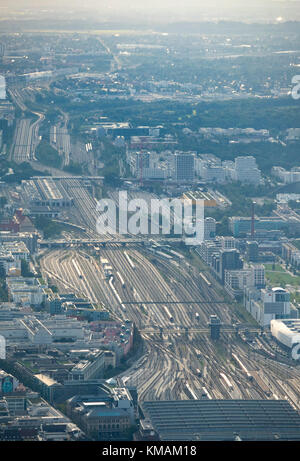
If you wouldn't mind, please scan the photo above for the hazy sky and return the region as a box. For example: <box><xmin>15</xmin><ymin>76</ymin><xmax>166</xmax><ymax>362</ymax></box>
<box><xmin>1</xmin><ymin>0</ymin><xmax>300</xmax><ymax>22</ymax></box>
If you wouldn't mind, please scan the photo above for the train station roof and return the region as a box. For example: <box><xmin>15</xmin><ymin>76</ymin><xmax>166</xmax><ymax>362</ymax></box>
<box><xmin>140</xmin><ymin>399</ymin><xmax>300</xmax><ymax>441</ymax></box>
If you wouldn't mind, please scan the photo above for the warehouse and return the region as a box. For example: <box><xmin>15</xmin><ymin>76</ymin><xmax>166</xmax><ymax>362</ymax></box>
<box><xmin>22</xmin><ymin>178</ymin><xmax>73</xmax><ymax>209</ymax></box>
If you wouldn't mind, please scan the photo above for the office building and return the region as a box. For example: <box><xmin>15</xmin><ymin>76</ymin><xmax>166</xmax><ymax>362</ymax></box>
<box><xmin>174</xmin><ymin>153</ymin><xmax>195</xmax><ymax>182</ymax></box>
<box><xmin>234</xmin><ymin>156</ymin><xmax>262</xmax><ymax>185</ymax></box>
<box><xmin>204</xmin><ymin>217</ymin><xmax>217</xmax><ymax>240</ymax></box>
<box><xmin>212</xmin><ymin>249</ymin><xmax>243</xmax><ymax>283</ymax></box>
<box><xmin>68</xmin><ymin>350</ymin><xmax>112</xmax><ymax>381</ymax></box>
<box><xmin>272</xmin><ymin>166</ymin><xmax>300</xmax><ymax>184</ymax></box>
<box><xmin>245</xmin><ymin>286</ymin><xmax>297</xmax><ymax>327</ymax></box>
<box><xmin>246</xmin><ymin>241</ymin><xmax>259</xmax><ymax>262</ymax></box>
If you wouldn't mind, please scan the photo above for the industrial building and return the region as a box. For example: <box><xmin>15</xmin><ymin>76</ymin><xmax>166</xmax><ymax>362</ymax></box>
<box><xmin>182</xmin><ymin>190</ymin><xmax>217</xmax><ymax>208</ymax></box>
<box><xmin>22</xmin><ymin>178</ymin><xmax>74</xmax><ymax>210</ymax></box>
<box><xmin>229</xmin><ymin>215</ymin><xmax>300</xmax><ymax>237</ymax></box>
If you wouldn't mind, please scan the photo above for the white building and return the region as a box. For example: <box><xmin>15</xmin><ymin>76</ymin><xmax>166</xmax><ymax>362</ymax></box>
<box><xmin>0</xmin><ymin>314</ymin><xmax>85</xmax><ymax>345</ymax></box>
<box><xmin>69</xmin><ymin>350</ymin><xmax>107</xmax><ymax>381</ymax></box>
<box><xmin>220</xmin><ymin>236</ymin><xmax>236</xmax><ymax>250</ymax></box>
<box><xmin>225</xmin><ymin>264</ymin><xmax>265</xmax><ymax>298</ymax></box>
<box><xmin>0</xmin><ymin>241</ymin><xmax>30</xmax><ymax>262</ymax></box>
<box><xmin>270</xmin><ymin>319</ymin><xmax>300</xmax><ymax>349</ymax></box>
<box><xmin>234</xmin><ymin>156</ymin><xmax>262</xmax><ymax>185</ymax></box>
<box><xmin>142</xmin><ymin>167</ymin><xmax>167</xmax><ymax>179</ymax></box>
<box><xmin>245</xmin><ymin>287</ymin><xmax>296</xmax><ymax>327</ymax></box>
<box><xmin>6</xmin><ymin>277</ymin><xmax>47</xmax><ymax>306</ymax></box>
<box><xmin>0</xmin><ymin>250</ymin><xmax>21</xmax><ymax>275</ymax></box>
<box><xmin>272</xmin><ymin>166</ymin><xmax>300</xmax><ymax>184</ymax></box>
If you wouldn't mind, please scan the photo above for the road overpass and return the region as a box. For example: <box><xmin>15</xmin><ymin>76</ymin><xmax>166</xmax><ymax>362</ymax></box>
<box><xmin>39</xmin><ymin>237</ymin><xmax>183</xmax><ymax>248</ymax></box>
<box><xmin>140</xmin><ymin>324</ymin><xmax>262</xmax><ymax>335</ymax></box>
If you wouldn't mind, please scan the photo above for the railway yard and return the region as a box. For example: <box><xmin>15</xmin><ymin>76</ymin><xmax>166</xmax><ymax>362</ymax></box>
<box><xmin>10</xmin><ymin>81</ymin><xmax>300</xmax><ymax>411</ymax></box>
<box><xmin>37</xmin><ymin>179</ymin><xmax>300</xmax><ymax>409</ymax></box>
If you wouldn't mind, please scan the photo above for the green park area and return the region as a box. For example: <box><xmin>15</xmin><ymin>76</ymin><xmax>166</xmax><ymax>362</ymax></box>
<box><xmin>264</xmin><ymin>264</ymin><xmax>300</xmax><ymax>288</ymax></box>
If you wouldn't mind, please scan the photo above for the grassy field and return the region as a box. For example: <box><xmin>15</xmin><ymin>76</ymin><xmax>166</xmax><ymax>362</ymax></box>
<box><xmin>293</xmin><ymin>240</ymin><xmax>300</xmax><ymax>250</ymax></box>
<box><xmin>264</xmin><ymin>268</ymin><xmax>300</xmax><ymax>288</ymax></box>
<box><xmin>264</xmin><ymin>263</ymin><xmax>285</xmax><ymax>272</ymax></box>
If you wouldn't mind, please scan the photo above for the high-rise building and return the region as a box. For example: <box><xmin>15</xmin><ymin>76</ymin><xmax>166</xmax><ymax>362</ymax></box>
<box><xmin>204</xmin><ymin>217</ymin><xmax>216</xmax><ymax>240</ymax></box>
<box><xmin>219</xmin><ymin>249</ymin><xmax>243</xmax><ymax>283</ymax></box>
<box><xmin>174</xmin><ymin>153</ymin><xmax>195</xmax><ymax>182</ymax></box>
<box><xmin>246</xmin><ymin>241</ymin><xmax>259</xmax><ymax>262</ymax></box>
<box><xmin>0</xmin><ymin>42</ymin><xmax>5</xmax><ymax>66</ymax></box>
<box><xmin>224</xmin><ymin>264</ymin><xmax>265</xmax><ymax>298</ymax></box>
<box><xmin>0</xmin><ymin>75</ymin><xmax>6</xmax><ymax>100</ymax></box>
<box><xmin>135</xmin><ymin>152</ymin><xmax>150</xmax><ymax>178</ymax></box>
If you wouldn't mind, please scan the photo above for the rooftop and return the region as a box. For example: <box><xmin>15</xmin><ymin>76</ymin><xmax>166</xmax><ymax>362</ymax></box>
<box><xmin>141</xmin><ymin>399</ymin><xmax>300</xmax><ymax>441</ymax></box>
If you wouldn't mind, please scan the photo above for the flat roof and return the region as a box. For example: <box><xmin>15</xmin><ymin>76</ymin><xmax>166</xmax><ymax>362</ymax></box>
<box><xmin>34</xmin><ymin>374</ymin><xmax>59</xmax><ymax>387</ymax></box>
<box><xmin>141</xmin><ymin>400</ymin><xmax>300</xmax><ymax>441</ymax></box>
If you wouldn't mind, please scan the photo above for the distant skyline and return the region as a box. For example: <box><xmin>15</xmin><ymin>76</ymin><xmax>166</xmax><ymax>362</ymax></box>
<box><xmin>1</xmin><ymin>0</ymin><xmax>300</xmax><ymax>23</ymax></box>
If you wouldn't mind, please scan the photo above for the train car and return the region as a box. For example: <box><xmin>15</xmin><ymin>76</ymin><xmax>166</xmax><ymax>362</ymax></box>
<box><xmin>220</xmin><ymin>373</ymin><xmax>234</xmax><ymax>391</ymax></box>
<box><xmin>195</xmin><ymin>349</ymin><xmax>202</xmax><ymax>359</ymax></box>
<box><xmin>201</xmin><ymin>387</ymin><xmax>212</xmax><ymax>400</ymax></box>
<box><xmin>196</xmin><ymin>368</ymin><xmax>202</xmax><ymax>378</ymax></box>
<box><xmin>124</xmin><ymin>251</ymin><xmax>135</xmax><ymax>270</ymax></box>
<box><xmin>168</xmin><ymin>249</ymin><xmax>185</xmax><ymax>260</ymax></box>
<box><xmin>195</xmin><ymin>312</ymin><xmax>200</xmax><ymax>321</ymax></box>
<box><xmin>163</xmin><ymin>305</ymin><xmax>174</xmax><ymax>323</ymax></box>
<box><xmin>199</xmin><ymin>272</ymin><xmax>212</xmax><ymax>286</ymax></box>
<box><xmin>185</xmin><ymin>383</ymin><xmax>198</xmax><ymax>400</ymax></box>
<box><xmin>72</xmin><ymin>260</ymin><xmax>84</xmax><ymax>279</ymax></box>
<box><xmin>117</xmin><ymin>271</ymin><xmax>126</xmax><ymax>288</ymax></box>
<box><xmin>232</xmin><ymin>353</ymin><xmax>253</xmax><ymax>381</ymax></box>
<box><xmin>155</xmin><ymin>250</ymin><xmax>173</xmax><ymax>260</ymax></box>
